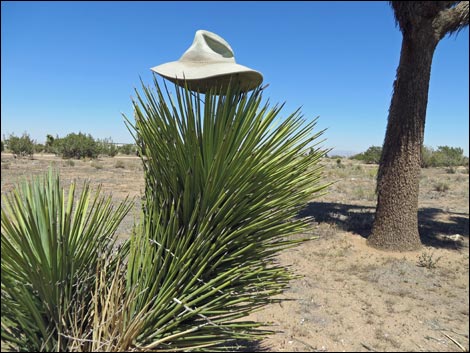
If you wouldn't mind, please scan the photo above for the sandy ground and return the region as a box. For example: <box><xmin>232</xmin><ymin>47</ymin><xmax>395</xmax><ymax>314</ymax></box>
<box><xmin>1</xmin><ymin>153</ymin><xmax>468</xmax><ymax>352</ymax></box>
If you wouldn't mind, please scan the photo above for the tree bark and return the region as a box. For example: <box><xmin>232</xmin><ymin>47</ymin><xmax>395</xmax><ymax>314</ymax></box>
<box><xmin>367</xmin><ymin>29</ymin><xmax>438</xmax><ymax>251</ymax></box>
<box><xmin>368</xmin><ymin>1</ymin><xmax>468</xmax><ymax>251</ymax></box>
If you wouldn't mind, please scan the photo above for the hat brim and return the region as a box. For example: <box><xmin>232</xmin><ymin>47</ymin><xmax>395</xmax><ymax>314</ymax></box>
<box><xmin>151</xmin><ymin>61</ymin><xmax>263</xmax><ymax>93</ymax></box>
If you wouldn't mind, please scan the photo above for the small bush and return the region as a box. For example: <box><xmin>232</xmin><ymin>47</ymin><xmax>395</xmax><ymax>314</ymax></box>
<box><xmin>7</xmin><ymin>133</ymin><xmax>35</xmax><ymax>157</ymax></box>
<box><xmin>434</xmin><ymin>182</ymin><xmax>449</xmax><ymax>192</ymax></box>
<box><xmin>45</xmin><ymin>134</ymin><xmax>56</xmax><ymax>153</ymax></box>
<box><xmin>118</xmin><ymin>143</ymin><xmax>138</xmax><ymax>155</ymax></box>
<box><xmin>351</xmin><ymin>146</ymin><xmax>382</xmax><ymax>164</ymax></box>
<box><xmin>55</xmin><ymin>132</ymin><xmax>99</xmax><ymax>159</ymax></box>
<box><xmin>63</xmin><ymin>159</ymin><xmax>75</xmax><ymax>167</ymax></box>
<box><xmin>446</xmin><ymin>166</ymin><xmax>457</xmax><ymax>174</ymax></box>
<box><xmin>114</xmin><ymin>160</ymin><xmax>125</xmax><ymax>168</ymax></box>
<box><xmin>368</xmin><ymin>167</ymin><xmax>378</xmax><ymax>178</ymax></box>
<box><xmin>97</xmin><ymin>137</ymin><xmax>118</xmax><ymax>157</ymax></box>
<box><xmin>421</xmin><ymin>145</ymin><xmax>467</xmax><ymax>168</ymax></box>
<box><xmin>34</xmin><ymin>143</ymin><xmax>45</xmax><ymax>153</ymax></box>
<box><xmin>90</xmin><ymin>160</ymin><xmax>103</xmax><ymax>169</ymax></box>
<box><xmin>417</xmin><ymin>249</ymin><xmax>442</xmax><ymax>269</ymax></box>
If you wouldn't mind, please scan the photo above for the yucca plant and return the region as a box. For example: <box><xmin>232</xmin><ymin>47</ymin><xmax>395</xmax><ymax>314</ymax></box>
<box><xmin>1</xmin><ymin>170</ymin><xmax>132</xmax><ymax>351</ymax></box>
<box><xmin>122</xmin><ymin>77</ymin><xmax>329</xmax><ymax>350</ymax></box>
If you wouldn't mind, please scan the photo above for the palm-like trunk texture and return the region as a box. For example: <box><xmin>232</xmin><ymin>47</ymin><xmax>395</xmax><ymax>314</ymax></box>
<box><xmin>368</xmin><ymin>1</ymin><xmax>468</xmax><ymax>251</ymax></box>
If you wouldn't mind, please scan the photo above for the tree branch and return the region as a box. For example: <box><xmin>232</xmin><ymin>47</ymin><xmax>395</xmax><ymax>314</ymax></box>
<box><xmin>434</xmin><ymin>1</ymin><xmax>469</xmax><ymax>39</ymax></box>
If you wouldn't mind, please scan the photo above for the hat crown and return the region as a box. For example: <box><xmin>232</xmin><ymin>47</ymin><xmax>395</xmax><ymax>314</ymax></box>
<box><xmin>180</xmin><ymin>30</ymin><xmax>236</xmax><ymax>63</ymax></box>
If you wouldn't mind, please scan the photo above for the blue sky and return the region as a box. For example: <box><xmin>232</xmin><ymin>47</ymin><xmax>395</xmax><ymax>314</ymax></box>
<box><xmin>2</xmin><ymin>1</ymin><xmax>469</xmax><ymax>155</ymax></box>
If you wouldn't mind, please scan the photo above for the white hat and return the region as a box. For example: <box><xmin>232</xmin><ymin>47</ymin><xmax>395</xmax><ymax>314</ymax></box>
<box><xmin>151</xmin><ymin>30</ymin><xmax>263</xmax><ymax>93</ymax></box>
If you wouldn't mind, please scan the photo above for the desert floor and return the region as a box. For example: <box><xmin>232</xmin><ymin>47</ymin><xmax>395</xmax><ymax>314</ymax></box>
<box><xmin>1</xmin><ymin>153</ymin><xmax>468</xmax><ymax>352</ymax></box>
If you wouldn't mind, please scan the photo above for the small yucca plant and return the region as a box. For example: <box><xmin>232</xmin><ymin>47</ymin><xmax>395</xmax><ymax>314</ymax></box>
<box><xmin>1</xmin><ymin>170</ymin><xmax>132</xmax><ymax>351</ymax></box>
<box><xmin>122</xmin><ymin>77</ymin><xmax>329</xmax><ymax>350</ymax></box>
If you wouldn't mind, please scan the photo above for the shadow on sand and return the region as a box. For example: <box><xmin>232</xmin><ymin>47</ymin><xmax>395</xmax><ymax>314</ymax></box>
<box><xmin>298</xmin><ymin>202</ymin><xmax>469</xmax><ymax>249</ymax></box>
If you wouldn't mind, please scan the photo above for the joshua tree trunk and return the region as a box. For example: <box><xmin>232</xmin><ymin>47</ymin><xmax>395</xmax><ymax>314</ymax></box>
<box><xmin>368</xmin><ymin>34</ymin><xmax>437</xmax><ymax>251</ymax></box>
<box><xmin>367</xmin><ymin>1</ymin><xmax>469</xmax><ymax>251</ymax></box>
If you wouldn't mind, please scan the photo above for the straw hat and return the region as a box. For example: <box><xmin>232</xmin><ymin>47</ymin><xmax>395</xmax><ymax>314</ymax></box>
<box><xmin>151</xmin><ymin>30</ymin><xmax>263</xmax><ymax>93</ymax></box>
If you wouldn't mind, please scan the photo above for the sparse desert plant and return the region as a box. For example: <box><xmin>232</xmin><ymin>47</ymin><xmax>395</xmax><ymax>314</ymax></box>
<box><xmin>368</xmin><ymin>166</ymin><xmax>378</xmax><ymax>178</ymax></box>
<box><xmin>417</xmin><ymin>249</ymin><xmax>442</xmax><ymax>269</ymax></box>
<box><xmin>434</xmin><ymin>182</ymin><xmax>450</xmax><ymax>192</ymax></box>
<box><xmin>123</xmin><ymin>77</ymin><xmax>328</xmax><ymax>350</ymax></box>
<box><xmin>446</xmin><ymin>166</ymin><xmax>457</xmax><ymax>174</ymax></box>
<box><xmin>1</xmin><ymin>170</ymin><xmax>132</xmax><ymax>351</ymax></box>
<box><xmin>114</xmin><ymin>160</ymin><xmax>126</xmax><ymax>168</ymax></box>
<box><xmin>91</xmin><ymin>160</ymin><xmax>103</xmax><ymax>169</ymax></box>
<box><xmin>63</xmin><ymin>159</ymin><xmax>75</xmax><ymax>167</ymax></box>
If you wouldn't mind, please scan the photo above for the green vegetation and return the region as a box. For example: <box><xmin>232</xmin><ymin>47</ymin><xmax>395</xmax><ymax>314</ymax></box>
<box><xmin>5</xmin><ymin>133</ymin><xmax>35</xmax><ymax>157</ymax></box>
<box><xmin>1</xmin><ymin>80</ymin><xmax>329</xmax><ymax>352</ymax></box>
<box><xmin>1</xmin><ymin>170</ymin><xmax>132</xmax><ymax>352</ymax></box>
<box><xmin>52</xmin><ymin>133</ymin><xmax>121</xmax><ymax>159</ymax></box>
<box><xmin>350</xmin><ymin>145</ymin><xmax>468</xmax><ymax>168</ymax></box>
<box><xmin>350</xmin><ymin>146</ymin><xmax>382</xmax><ymax>164</ymax></box>
<box><xmin>118</xmin><ymin>143</ymin><xmax>138</xmax><ymax>155</ymax></box>
<box><xmin>54</xmin><ymin>132</ymin><xmax>100</xmax><ymax>159</ymax></box>
<box><xmin>122</xmin><ymin>79</ymin><xmax>328</xmax><ymax>350</ymax></box>
<box><xmin>45</xmin><ymin>134</ymin><xmax>55</xmax><ymax>153</ymax></box>
<box><xmin>417</xmin><ymin>249</ymin><xmax>442</xmax><ymax>269</ymax></box>
<box><xmin>97</xmin><ymin>137</ymin><xmax>118</xmax><ymax>157</ymax></box>
<box><xmin>421</xmin><ymin>145</ymin><xmax>468</xmax><ymax>168</ymax></box>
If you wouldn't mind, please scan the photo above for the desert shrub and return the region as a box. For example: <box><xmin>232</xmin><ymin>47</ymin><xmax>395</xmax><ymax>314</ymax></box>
<box><xmin>34</xmin><ymin>143</ymin><xmax>45</xmax><ymax>153</ymax></box>
<box><xmin>97</xmin><ymin>137</ymin><xmax>118</xmax><ymax>157</ymax></box>
<box><xmin>434</xmin><ymin>146</ymin><xmax>466</xmax><ymax>166</ymax></box>
<box><xmin>421</xmin><ymin>145</ymin><xmax>434</xmax><ymax>168</ymax></box>
<box><xmin>1</xmin><ymin>140</ymin><xmax>4</xmax><ymax>152</ymax></box>
<box><xmin>118</xmin><ymin>143</ymin><xmax>138</xmax><ymax>155</ymax></box>
<box><xmin>446</xmin><ymin>166</ymin><xmax>457</xmax><ymax>174</ymax></box>
<box><xmin>63</xmin><ymin>159</ymin><xmax>75</xmax><ymax>167</ymax></box>
<box><xmin>351</xmin><ymin>146</ymin><xmax>382</xmax><ymax>164</ymax></box>
<box><xmin>114</xmin><ymin>160</ymin><xmax>125</xmax><ymax>168</ymax></box>
<box><xmin>434</xmin><ymin>182</ymin><xmax>450</xmax><ymax>192</ymax></box>
<box><xmin>327</xmin><ymin>154</ymin><xmax>344</xmax><ymax>159</ymax></box>
<box><xmin>90</xmin><ymin>160</ymin><xmax>103</xmax><ymax>169</ymax></box>
<box><xmin>7</xmin><ymin>132</ymin><xmax>35</xmax><ymax>157</ymax></box>
<box><xmin>417</xmin><ymin>249</ymin><xmax>442</xmax><ymax>269</ymax></box>
<box><xmin>55</xmin><ymin>132</ymin><xmax>99</xmax><ymax>159</ymax></box>
<box><xmin>44</xmin><ymin>134</ymin><xmax>56</xmax><ymax>153</ymax></box>
<box><xmin>122</xmin><ymin>79</ymin><xmax>328</xmax><ymax>350</ymax></box>
<box><xmin>421</xmin><ymin>145</ymin><xmax>467</xmax><ymax>168</ymax></box>
<box><xmin>1</xmin><ymin>170</ymin><xmax>132</xmax><ymax>351</ymax></box>
<box><xmin>336</xmin><ymin>158</ymin><xmax>344</xmax><ymax>168</ymax></box>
